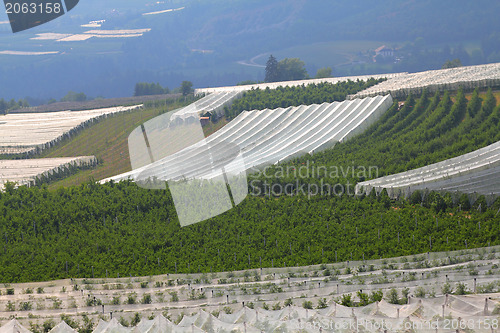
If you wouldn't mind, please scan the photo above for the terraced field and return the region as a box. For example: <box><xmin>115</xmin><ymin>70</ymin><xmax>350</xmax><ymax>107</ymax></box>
<box><xmin>0</xmin><ymin>247</ymin><xmax>498</xmax><ymax>332</ymax></box>
<box><xmin>0</xmin><ymin>105</ymin><xmax>141</xmax><ymax>156</ymax></box>
<box><xmin>356</xmin><ymin>140</ymin><xmax>500</xmax><ymax>200</ymax></box>
<box><xmin>0</xmin><ymin>156</ymin><xmax>96</xmax><ymax>189</ymax></box>
<box><xmin>108</xmin><ymin>95</ymin><xmax>393</xmax><ymax>185</ymax></box>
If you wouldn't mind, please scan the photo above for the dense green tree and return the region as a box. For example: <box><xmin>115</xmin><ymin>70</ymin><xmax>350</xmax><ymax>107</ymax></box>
<box><xmin>225</xmin><ymin>79</ymin><xmax>383</xmax><ymax>119</ymax></box>
<box><xmin>277</xmin><ymin>58</ymin><xmax>308</xmax><ymax>81</ymax></box>
<box><xmin>442</xmin><ymin>59</ymin><xmax>462</xmax><ymax>69</ymax></box>
<box><xmin>134</xmin><ymin>82</ymin><xmax>169</xmax><ymax>96</ymax></box>
<box><xmin>0</xmin><ymin>98</ymin><xmax>30</xmax><ymax>114</ymax></box>
<box><xmin>315</xmin><ymin>67</ymin><xmax>332</xmax><ymax>79</ymax></box>
<box><xmin>61</xmin><ymin>91</ymin><xmax>87</xmax><ymax>102</ymax></box>
<box><xmin>265</xmin><ymin>55</ymin><xmax>279</xmax><ymax>83</ymax></box>
<box><xmin>181</xmin><ymin>81</ymin><xmax>193</xmax><ymax>96</ymax></box>
<box><xmin>0</xmin><ymin>88</ymin><xmax>498</xmax><ymax>284</ymax></box>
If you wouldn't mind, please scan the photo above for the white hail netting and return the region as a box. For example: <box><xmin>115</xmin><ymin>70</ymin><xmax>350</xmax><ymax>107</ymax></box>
<box><xmin>106</xmin><ymin>95</ymin><xmax>393</xmax><ymax>184</ymax></box>
<box><xmin>355</xmin><ymin>139</ymin><xmax>500</xmax><ymax>200</ymax></box>
<box><xmin>1</xmin><ymin>295</ymin><xmax>498</xmax><ymax>332</ymax></box>
<box><xmin>48</xmin><ymin>321</ymin><xmax>76</xmax><ymax>333</ymax></box>
<box><xmin>103</xmin><ymin>95</ymin><xmax>392</xmax><ymax>225</ymax></box>
<box><xmin>0</xmin><ymin>105</ymin><xmax>141</xmax><ymax>155</ymax></box>
<box><xmin>0</xmin><ymin>156</ymin><xmax>96</xmax><ymax>188</ymax></box>
<box><xmin>171</xmin><ymin>91</ymin><xmax>243</xmax><ymax>120</ymax></box>
<box><xmin>194</xmin><ymin>73</ymin><xmax>405</xmax><ymax>95</ymax></box>
<box><xmin>350</xmin><ymin>62</ymin><xmax>500</xmax><ymax>99</ymax></box>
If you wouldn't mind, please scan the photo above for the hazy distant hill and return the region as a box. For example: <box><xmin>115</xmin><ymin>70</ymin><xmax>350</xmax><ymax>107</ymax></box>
<box><xmin>1</xmin><ymin>0</ymin><xmax>500</xmax><ymax>99</ymax></box>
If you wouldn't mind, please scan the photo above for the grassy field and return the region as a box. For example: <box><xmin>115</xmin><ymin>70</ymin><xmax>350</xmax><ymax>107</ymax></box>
<box><xmin>465</xmin><ymin>89</ymin><xmax>500</xmax><ymax>104</ymax></box>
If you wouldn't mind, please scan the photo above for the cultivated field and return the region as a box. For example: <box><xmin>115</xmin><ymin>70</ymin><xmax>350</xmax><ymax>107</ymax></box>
<box><xmin>0</xmin><ymin>105</ymin><xmax>141</xmax><ymax>156</ymax></box>
<box><xmin>194</xmin><ymin>73</ymin><xmax>404</xmax><ymax>95</ymax></box>
<box><xmin>107</xmin><ymin>95</ymin><xmax>393</xmax><ymax>184</ymax></box>
<box><xmin>0</xmin><ymin>247</ymin><xmax>498</xmax><ymax>332</ymax></box>
<box><xmin>0</xmin><ymin>156</ymin><xmax>96</xmax><ymax>188</ymax></box>
<box><xmin>356</xmin><ymin>139</ymin><xmax>500</xmax><ymax>200</ymax></box>
<box><xmin>195</xmin><ymin>62</ymin><xmax>500</xmax><ymax>101</ymax></box>
<box><xmin>351</xmin><ymin>62</ymin><xmax>500</xmax><ymax>99</ymax></box>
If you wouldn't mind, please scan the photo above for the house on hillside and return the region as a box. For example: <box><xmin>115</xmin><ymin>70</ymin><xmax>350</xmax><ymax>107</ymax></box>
<box><xmin>375</xmin><ymin>45</ymin><xmax>394</xmax><ymax>58</ymax></box>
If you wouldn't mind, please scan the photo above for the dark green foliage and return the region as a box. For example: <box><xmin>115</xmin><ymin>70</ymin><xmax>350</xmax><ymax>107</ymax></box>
<box><xmin>442</xmin><ymin>59</ymin><xmax>462</xmax><ymax>69</ymax></box>
<box><xmin>0</xmin><ymin>98</ymin><xmax>29</xmax><ymax>114</ymax></box>
<box><xmin>131</xmin><ymin>313</ymin><xmax>141</xmax><ymax>326</ymax></box>
<box><xmin>340</xmin><ymin>294</ymin><xmax>352</xmax><ymax>307</ymax></box>
<box><xmin>276</xmin><ymin>58</ymin><xmax>308</xmax><ymax>81</ymax></box>
<box><xmin>134</xmin><ymin>82</ymin><xmax>170</xmax><ymax>96</ymax></box>
<box><xmin>80</xmin><ymin>314</ymin><xmax>95</xmax><ymax>333</ymax></box>
<box><xmin>455</xmin><ymin>282</ymin><xmax>469</xmax><ymax>295</ymax></box>
<box><xmin>356</xmin><ymin>291</ymin><xmax>370</xmax><ymax>306</ymax></box>
<box><xmin>0</xmin><ymin>179</ymin><xmax>497</xmax><ymax>283</ymax></box>
<box><xmin>265</xmin><ymin>55</ymin><xmax>279</xmax><ymax>83</ymax></box>
<box><xmin>387</xmin><ymin>288</ymin><xmax>399</xmax><ymax>304</ymax></box>
<box><xmin>61</xmin><ymin>314</ymin><xmax>80</xmax><ymax>329</ymax></box>
<box><xmin>316</xmin><ymin>298</ymin><xmax>328</xmax><ymax>309</ymax></box>
<box><xmin>370</xmin><ymin>290</ymin><xmax>384</xmax><ymax>303</ymax></box>
<box><xmin>141</xmin><ymin>294</ymin><xmax>152</xmax><ymax>304</ymax></box>
<box><xmin>180</xmin><ymin>81</ymin><xmax>193</xmax><ymax>96</ymax></box>
<box><xmin>225</xmin><ymin>79</ymin><xmax>384</xmax><ymax>119</ymax></box>
<box><xmin>302</xmin><ymin>300</ymin><xmax>313</xmax><ymax>309</ymax></box>
<box><xmin>61</xmin><ymin>91</ymin><xmax>87</xmax><ymax>102</ymax></box>
<box><xmin>43</xmin><ymin>319</ymin><xmax>56</xmax><ymax>332</ymax></box>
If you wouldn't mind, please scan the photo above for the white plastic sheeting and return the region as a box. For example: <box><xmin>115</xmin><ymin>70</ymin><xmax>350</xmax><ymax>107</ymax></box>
<box><xmin>0</xmin><ymin>156</ymin><xmax>97</xmax><ymax>188</ymax></box>
<box><xmin>0</xmin><ymin>320</ymin><xmax>31</xmax><ymax>333</ymax></box>
<box><xmin>49</xmin><ymin>321</ymin><xmax>77</xmax><ymax>333</ymax></box>
<box><xmin>5</xmin><ymin>294</ymin><xmax>500</xmax><ymax>333</ymax></box>
<box><xmin>0</xmin><ymin>105</ymin><xmax>142</xmax><ymax>155</ymax></box>
<box><xmin>351</xmin><ymin>62</ymin><xmax>500</xmax><ymax>99</ymax></box>
<box><xmin>171</xmin><ymin>91</ymin><xmax>242</xmax><ymax>120</ymax></box>
<box><xmin>194</xmin><ymin>73</ymin><xmax>405</xmax><ymax>95</ymax></box>
<box><xmin>106</xmin><ymin>95</ymin><xmax>393</xmax><ymax>184</ymax></box>
<box><xmin>356</xmin><ymin>139</ymin><xmax>500</xmax><ymax>200</ymax></box>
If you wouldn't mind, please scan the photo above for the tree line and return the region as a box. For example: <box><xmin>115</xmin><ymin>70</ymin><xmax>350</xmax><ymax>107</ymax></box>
<box><xmin>265</xmin><ymin>55</ymin><xmax>333</xmax><ymax>83</ymax></box>
<box><xmin>224</xmin><ymin>79</ymin><xmax>384</xmax><ymax>119</ymax></box>
<box><xmin>0</xmin><ymin>98</ymin><xmax>29</xmax><ymax>114</ymax></box>
<box><xmin>134</xmin><ymin>82</ymin><xmax>170</xmax><ymax>97</ymax></box>
<box><xmin>134</xmin><ymin>81</ymin><xmax>193</xmax><ymax>97</ymax></box>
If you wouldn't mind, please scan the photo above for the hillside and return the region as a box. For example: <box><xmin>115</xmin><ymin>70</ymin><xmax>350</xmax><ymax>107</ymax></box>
<box><xmin>253</xmin><ymin>88</ymin><xmax>500</xmax><ymax>190</ymax></box>
<box><xmin>0</xmin><ymin>82</ymin><xmax>497</xmax><ymax>283</ymax></box>
<box><xmin>40</xmin><ymin>98</ymin><xmax>195</xmax><ymax>189</ymax></box>
<box><xmin>0</xmin><ymin>180</ymin><xmax>498</xmax><ymax>283</ymax></box>
<box><xmin>3</xmin><ymin>1</ymin><xmax>500</xmax><ymax>99</ymax></box>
